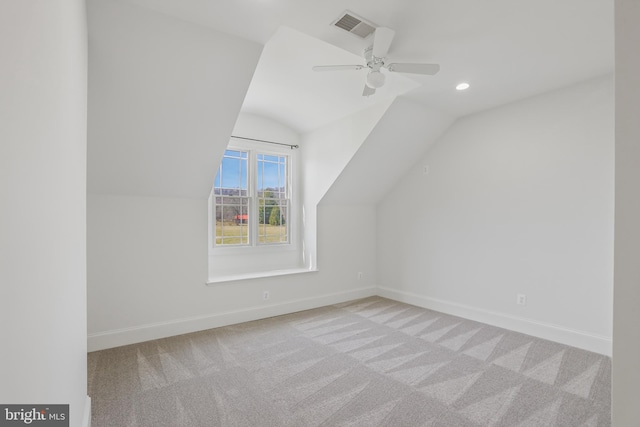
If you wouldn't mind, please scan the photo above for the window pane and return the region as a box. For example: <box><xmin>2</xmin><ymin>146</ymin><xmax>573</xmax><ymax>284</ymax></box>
<box><xmin>257</xmin><ymin>161</ymin><xmax>264</xmax><ymax>193</ymax></box>
<box><xmin>215</xmin><ymin>198</ymin><xmax>249</xmax><ymax>245</ymax></box>
<box><xmin>258</xmin><ymin>199</ymin><xmax>288</xmax><ymax>244</ymax></box>
<box><xmin>220</xmin><ymin>157</ymin><xmax>246</xmax><ymax>190</ymax></box>
<box><xmin>215</xmin><ymin>150</ymin><xmax>248</xmax><ymax>193</ymax></box>
<box><xmin>257</xmin><ymin>152</ymin><xmax>286</xmax><ymax>194</ymax></box>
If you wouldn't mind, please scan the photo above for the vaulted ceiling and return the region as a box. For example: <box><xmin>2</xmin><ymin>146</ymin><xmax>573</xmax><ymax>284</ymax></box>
<box><xmin>88</xmin><ymin>0</ymin><xmax>614</xmax><ymax>200</ymax></box>
<box><xmin>122</xmin><ymin>0</ymin><xmax>614</xmax><ymax>132</ymax></box>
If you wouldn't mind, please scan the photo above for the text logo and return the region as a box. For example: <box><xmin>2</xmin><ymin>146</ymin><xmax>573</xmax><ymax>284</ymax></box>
<box><xmin>0</xmin><ymin>405</ymin><xmax>68</xmax><ymax>427</ymax></box>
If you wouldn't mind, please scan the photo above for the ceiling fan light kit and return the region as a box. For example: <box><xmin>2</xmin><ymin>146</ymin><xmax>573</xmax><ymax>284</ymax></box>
<box><xmin>313</xmin><ymin>25</ymin><xmax>440</xmax><ymax>96</ymax></box>
<box><xmin>366</xmin><ymin>70</ymin><xmax>385</xmax><ymax>88</ymax></box>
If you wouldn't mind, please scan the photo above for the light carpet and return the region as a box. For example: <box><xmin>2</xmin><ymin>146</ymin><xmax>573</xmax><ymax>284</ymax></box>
<box><xmin>88</xmin><ymin>296</ymin><xmax>611</xmax><ymax>426</ymax></box>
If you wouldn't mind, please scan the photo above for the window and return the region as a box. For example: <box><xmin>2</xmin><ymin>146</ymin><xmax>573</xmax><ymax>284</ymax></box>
<box><xmin>213</xmin><ymin>147</ymin><xmax>290</xmax><ymax>247</ymax></box>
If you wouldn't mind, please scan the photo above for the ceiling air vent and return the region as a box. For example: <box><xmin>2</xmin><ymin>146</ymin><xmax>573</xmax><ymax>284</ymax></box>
<box><xmin>332</xmin><ymin>11</ymin><xmax>377</xmax><ymax>39</ymax></box>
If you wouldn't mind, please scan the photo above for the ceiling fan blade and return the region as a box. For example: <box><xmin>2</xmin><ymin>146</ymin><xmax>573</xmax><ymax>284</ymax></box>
<box><xmin>362</xmin><ymin>84</ymin><xmax>376</xmax><ymax>97</ymax></box>
<box><xmin>312</xmin><ymin>65</ymin><xmax>365</xmax><ymax>72</ymax></box>
<box><xmin>386</xmin><ymin>63</ymin><xmax>440</xmax><ymax>75</ymax></box>
<box><xmin>372</xmin><ymin>27</ymin><xmax>395</xmax><ymax>58</ymax></box>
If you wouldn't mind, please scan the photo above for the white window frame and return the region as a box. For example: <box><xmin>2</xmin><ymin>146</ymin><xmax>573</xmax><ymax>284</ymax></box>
<box><xmin>209</xmin><ymin>140</ymin><xmax>296</xmax><ymax>254</ymax></box>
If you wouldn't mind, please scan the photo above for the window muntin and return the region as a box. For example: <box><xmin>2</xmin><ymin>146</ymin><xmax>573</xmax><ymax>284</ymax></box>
<box><xmin>213</xmin><ymin>148</ymin><xmax>290</xmax><ymax>247</ymax></box>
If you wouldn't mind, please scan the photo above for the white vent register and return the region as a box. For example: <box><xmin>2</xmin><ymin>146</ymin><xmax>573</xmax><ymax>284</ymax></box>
<box><xmin>332</xmin><ymin>11</ymin><xmax>377</xmax><ymax>39</ymax></box>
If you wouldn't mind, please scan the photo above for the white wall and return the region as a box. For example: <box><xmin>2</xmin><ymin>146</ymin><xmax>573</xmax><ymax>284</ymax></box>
<box><xmin>301</xmin><ymin>100</ymin><xmax>393</xmax><ymax>269</ymax></box>
<box><xmin>322</xmin><ymin>97</ymin><xmax>454</xmax><ymax>205</ymax></box>
<box><xmin>232</xmin><ymin>113</ymin><xmax>300</xmax><ymax>147</ymax></box>
<box><xmin>86</xmin><ymin>0</ymin><xmax>291</xmax><ymax>350</ymax></box>
<box><xmin>378</xmin><ymin>76</ymin><xmax>614</xmax><ymax>354</ymax></box>
<box><xmin>87</xmin><ymin>110</ymin><xmax>383</xmax><ymax>350</ymax></box>
<box><xmin>87</xmin><ymin>0</ymin><xmax>262</xmax><ymax>198</ymax></box>
<box><xmin>88</xmin><ymin>195</ymin><xmax>207</xmax><ymax>333</ymax></box>
<box><xmin>613</xmin><ymin>0</ymin><xmax>640</xmax><ymax>422</ymax></box>
<box><xmin>0</xmin><ymin>1</ymin><xmax>89</xmax><ymax>426</ymax></box>
<box><xmin>86</xmin><ymin>20</ymin><xmax>385</xmax><ymax>349</ymax></box>
<box><xmin>87</xmin><ymin>195</ymin><xmax>376</xmax><ymax>350</ymax></box>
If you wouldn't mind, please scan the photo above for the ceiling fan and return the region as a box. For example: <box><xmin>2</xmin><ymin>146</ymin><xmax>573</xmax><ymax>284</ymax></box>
<box><xmin>312</xmin><ymin>27</ymin><xmax>440</xmax><ymax>96</ymax></box>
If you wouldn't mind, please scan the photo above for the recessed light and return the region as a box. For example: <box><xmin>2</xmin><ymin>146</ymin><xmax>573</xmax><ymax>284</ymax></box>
<box><xmin>456</xmin><ymin>82</ymin><xmax>470</xmax><ymax>91</ymax></box>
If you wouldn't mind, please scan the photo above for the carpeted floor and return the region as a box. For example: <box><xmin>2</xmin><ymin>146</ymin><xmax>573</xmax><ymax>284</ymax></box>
<box><xmin>88</xmin><ymin>296</ymin><xmax>611</xmax><ymax>426</ymax></box>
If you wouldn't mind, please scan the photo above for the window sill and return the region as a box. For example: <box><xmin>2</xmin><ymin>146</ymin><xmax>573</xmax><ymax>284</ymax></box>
<box><xmin>206</xmin><ymin>267</ymin><xmax>319</xmax><ymax>285</ymax></box>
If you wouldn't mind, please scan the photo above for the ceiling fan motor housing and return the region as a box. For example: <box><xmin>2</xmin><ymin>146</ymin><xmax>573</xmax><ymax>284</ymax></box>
<box><xmin>364</xmin><ymin>46</ymin><xmax>384</xmax><ymax>68</ymax></box>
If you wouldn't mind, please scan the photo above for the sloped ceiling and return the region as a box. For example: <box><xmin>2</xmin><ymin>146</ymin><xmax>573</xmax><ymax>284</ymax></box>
<box><xmin>89</xmin><ymin>0</ymin><xmax>613</xmax><ymax>202</ymax></box>
<box><xmin>320</xmin><ymin>97</ymin><xmax>455</xmax><ymax>205</ymax></box>
<box><xmin>123</xmin><ymin>0</ymin><xmax>613</xmax><ymax>128</ymax></box>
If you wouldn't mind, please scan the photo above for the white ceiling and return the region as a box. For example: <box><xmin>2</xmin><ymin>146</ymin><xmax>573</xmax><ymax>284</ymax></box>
<box><xmin>240</xmin><ymin>26</ymin><xmax>420</xmax><ymax>133</ymax></box>
<box><xmin>124</xmin><ymin>0</ymin><xmax>614</xmax><ymax>133</ymax></box>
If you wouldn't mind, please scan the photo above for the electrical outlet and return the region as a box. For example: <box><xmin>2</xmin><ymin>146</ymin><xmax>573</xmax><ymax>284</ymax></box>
<box><xmin>263</xmin><ymin>291</ymin><xmax>270</xmax><ymax>301</ymax></box>
<box><xmin>357</xmin><ymin>272</ymin><xmax>363</xmax><ymax>280</ymax></box>
<box><xmin>517</xmin><ymin>294</ymin><xmax>527</xmax><ymax>306</ymax></box>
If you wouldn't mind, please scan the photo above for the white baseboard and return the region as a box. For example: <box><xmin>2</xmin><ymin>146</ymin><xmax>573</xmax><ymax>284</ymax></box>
<box><xmin>87</xmin><ymin>285</ymin><xmax>612</xmax><ymax>356</ymax></box>
<box><xmin>88</xmin><ymin>286</ymin><xmax>376</xmax><ymax>352</ymax></box>
<box><xmin>378</xmin><ymin>287</ymin><xmax>612</xmax><ymax>356</ymax></box>
<box><xmin>82</xmin><ymin>395</ymin><xmax>91</xmax><ymax>427</ymax></box>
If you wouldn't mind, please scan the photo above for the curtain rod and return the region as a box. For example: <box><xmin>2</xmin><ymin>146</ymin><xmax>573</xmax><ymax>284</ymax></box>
<box><xmin>231</xmin><ymin>135</ymin><xmax>299</xmax><ymax>149</ymax></box>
